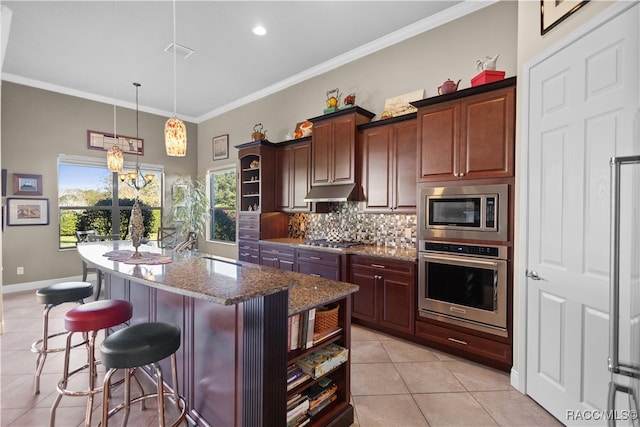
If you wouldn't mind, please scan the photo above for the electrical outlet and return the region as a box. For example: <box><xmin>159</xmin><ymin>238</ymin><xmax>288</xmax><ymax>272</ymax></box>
<box><xmin>404</xmin><ymin>228</ymin><xmax>413</xmax><ymax>239</ymax></box>
<box><xmin>17</xmin><ymin>266</ymin><xmax>24</xmax><ymax>275</ymax></box>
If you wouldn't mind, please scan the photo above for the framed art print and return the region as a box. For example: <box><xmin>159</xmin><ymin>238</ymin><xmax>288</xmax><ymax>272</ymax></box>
<box><xmin>6</xmin><ymin>198</ymin><xmax>49</xmax><ymax>226</ymax></box>
<box><xmin>213</xmin><ymin>134</ymin><xmax>229</xmax><ymax>160</ymax></box>
<box><xmin>541</xmin><ymin>0</ymin><xmax>589</xmax><ymax>35</ymax></box>
<box><xmin>13</xmin><ymin>173</ymin><xmax>43</xmax><ymax>196</ymax></box>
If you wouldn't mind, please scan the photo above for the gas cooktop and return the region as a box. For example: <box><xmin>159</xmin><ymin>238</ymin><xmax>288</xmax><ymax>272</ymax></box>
<box><xmin>301</xmin><ymin>239</ymin><xmax>364</xmax><ymax>249</ymax></box>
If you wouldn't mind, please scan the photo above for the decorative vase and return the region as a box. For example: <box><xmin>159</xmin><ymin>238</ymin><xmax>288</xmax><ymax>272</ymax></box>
<box><xmin>130</xmin><ymin>199</ymin><xmax>144</xmax><ymax>258</ymax></box>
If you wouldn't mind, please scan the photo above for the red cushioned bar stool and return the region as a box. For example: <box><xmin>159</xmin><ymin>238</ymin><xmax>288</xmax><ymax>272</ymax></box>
<box><xmin>49</xmin><ymin>299</ymin><xmax>133</xmax><ymax>427</ymax></box>
<box><xmin>100</xmin><ymin>322</ymin><xmax>187</xmax><ymax>427</ymax></box>
<box><xmin>31</xmin><ymin>281</ymin><xmax>94</xmax><ymax>395</ymax></box>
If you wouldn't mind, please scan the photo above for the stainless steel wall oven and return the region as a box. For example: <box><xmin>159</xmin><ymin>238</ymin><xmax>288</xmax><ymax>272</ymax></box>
<box><xmin>418</xmin><ymin>240</ymin><xmax>508</xmax><ymax>337</ymax></box>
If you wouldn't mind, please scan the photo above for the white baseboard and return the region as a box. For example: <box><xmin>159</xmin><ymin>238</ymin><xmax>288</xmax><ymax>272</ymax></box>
<box><xmin>510</xmin><ymin>367</ymin><xmax>523</xmax><ymax>392</ymax></box>
<box><xmin>2</xmin><ymin>274</ymin><xmax>96</xmax><ymax>294</ymax></box>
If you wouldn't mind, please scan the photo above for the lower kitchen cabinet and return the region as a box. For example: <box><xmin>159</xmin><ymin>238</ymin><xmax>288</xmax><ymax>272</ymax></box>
<box><xmin>414</xmin><ymin>319</ymin><xmax>511</xmax><ymax>371</ymax></box>
<box><xmin>259</xmin><ymin>243</ymin><xmax>296</xmax><ymax>271</ymax></box>
<box><xmin>296</xmin><ymin>248</ymin><xmax>344</xmax><ymax>281</ymax></box>
<box><xmin>349</xmin><ymin>256</ymin><xmax>416</xmax><ymax>335</ymax></box>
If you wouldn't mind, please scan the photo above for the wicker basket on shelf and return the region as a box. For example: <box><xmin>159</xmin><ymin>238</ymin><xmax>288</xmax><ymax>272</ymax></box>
<box><xmin>314</xmin><ymin>304</ymin><xmax>339</xmax><ymax>334</ymax></box>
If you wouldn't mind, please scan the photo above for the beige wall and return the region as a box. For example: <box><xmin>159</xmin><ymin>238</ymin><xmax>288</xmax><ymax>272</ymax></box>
<box><xmin>196</xmin><ymin>0</ymin><xmax>519</xmax><ymax>257</ymax></box>
<box><xmin>1</xmin><ymin>82</ymin><xmax>197</xmax><ymax>286</ymax></box>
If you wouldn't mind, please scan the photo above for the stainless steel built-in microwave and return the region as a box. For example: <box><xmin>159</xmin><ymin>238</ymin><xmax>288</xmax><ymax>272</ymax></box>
<box><xmin>418</xmin><ymin>184</ymin><xmax>509</xmax><ymax>242</ymax></box>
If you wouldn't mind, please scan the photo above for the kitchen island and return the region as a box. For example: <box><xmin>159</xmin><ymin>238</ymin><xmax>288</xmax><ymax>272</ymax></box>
<box><xmin>77</xmin><ymin>241</ymin><xmax>358</xmax><ymax>427</ymax></box>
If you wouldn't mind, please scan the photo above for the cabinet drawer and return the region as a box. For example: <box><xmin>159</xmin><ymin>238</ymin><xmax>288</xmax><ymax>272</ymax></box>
<box><xmin>238</xmin><ymin>240</ymin><xmax>259</xmax><ymax>252</ymax></box>
<box><xmin>415</xmin><ymin>320</ymin><xmax>510</xmax><ymax>366</ymax></box>
<box><xmin>296</xmin><ymin>249</ymin><xmax>341</xmax><ymax>267</ymax></box>
<box><xmin>259</xmin><ymin>243</ymin><xmax>295</xmax><ymax>258</ymax></box>
<box><xmin>238</xmin><ymin>213</ymin><xmax>259</xmax><ymax>229</ymax></box>
<box><xmin>349</xmin><ymin>256</ymin><xmax>415</xmax><ymax>276</ymax></box>
<box><xmin>237</xmin><ymin>229</ymin><xmax>259</xmax><ymax>240</ymax></box>
<box><xmin>297</xmin><ymin>261</ymin><xmax>340</xmax><ymax>281</ymax></box>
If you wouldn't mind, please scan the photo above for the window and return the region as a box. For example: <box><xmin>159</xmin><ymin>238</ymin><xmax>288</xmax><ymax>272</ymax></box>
<box><xmin>208</xmin><ymin>168</ymin><xmax>236</xmax><ymax>243</ymax></box>
<box><xmin>58</xmin><ymin>155</ymin><xmax>163</xmax><ymax>248</ymax></box>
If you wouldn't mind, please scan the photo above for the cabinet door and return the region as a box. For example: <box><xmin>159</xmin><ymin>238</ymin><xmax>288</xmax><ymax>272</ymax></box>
<box><xmin>360</xmin><ymin>126</ymin><xmax>392</xmax><ymax>210</ymax></box>
<box><xmin>350</xmin><ymin>268</ymin><xmax>378</xmax><ymax>323</ymax></box>
<box><xmin>379</xmin><ymin>273</ymin><xmax>415</xmax><ymax>334</ymax></box>
<box><xmin>393</xmin><ymin>120</ymin><xmax>417</xmax><ymax>212</ymax></box>
<box><xmin>290</xmin><ymin>142</ymin><xmax>311</xmax><ymax>211</ymax></box>
<box><xmin>459</xmin><ymin>87</ymin><xmax>515</xmax><ymax>179</ymax></box>
<box><xmin>331</xmin><ymin>115</ymin><xmax>356</xmax><ymax>184</ymax></box>
<box><xmin>311</xmin><ymin>120</ymin><xmax>332</xmax><ymax>184</ymax></box>
<box><xmin>417</xmin><ymin>101</ymin><xmax>459</xmax><ymax>181</ymax></box>
<box><xmin>275</xmin><ymin>147</ymin><xmax>291</xmax><ymax>211</ymax></box>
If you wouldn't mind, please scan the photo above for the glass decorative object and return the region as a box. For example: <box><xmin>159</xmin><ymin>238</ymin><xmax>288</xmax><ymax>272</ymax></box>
<box><xmin>164</xmin><ymin>117</ymin><xmax>187</xmax><ymax>157</ymax></box>
<box><xmin>106</xmin><ymin>146</ymin><xmax>124</xmax><ymax>172</ymax></box>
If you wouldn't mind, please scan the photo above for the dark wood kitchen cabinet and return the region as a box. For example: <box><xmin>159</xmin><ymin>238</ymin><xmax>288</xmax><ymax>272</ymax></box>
<box><xmin>296</xmin><ymin>248</ymin><xmax>344</xmax><ymax>281</ymax></box>
<box><xmin>259</xmin><ymin>242</ymin><xmax>295</xmax><ymax>271</ymax></box>
<box><xmin>349</xmin><ymin>256</ymin><xmax>416</xmax><ymax>335</ymax></box>
<box><xmin>237</xmin><ymin>141</ymin><xmax>279</xmax><ymax>213</ymax></box>
<box><xmin>309</xmin><ymin>107</ymin><xmax>375</xmax><ymax>186</ymax></box>
<box><xmin>414</xmin><ymin>77</ymin><xmax>515</xmax><ymax>182</ymax></box>
<box><xmin>275</xmin><ymin>138</ymin><xmax>312</xmax><ymax>212</ymax></box>
<box><xmin>358</xmin><ymin>116</ymin><xmax>417</xmax><ymax>213</ymax></box>
<box><xmin>237</xmin><ymin>212</ymin><xmax>288</xmax><ymax>264</ymax></box>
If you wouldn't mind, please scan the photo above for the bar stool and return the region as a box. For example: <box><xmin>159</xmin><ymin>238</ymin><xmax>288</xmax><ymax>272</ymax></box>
<box><xmin>100</xmin><ymin>322</ymin><xmax>187</xmax><ymax>427</ymax></box>
<box><xmin>31</xmin><ymin>281</ymin><xmax>94</xmax><ymax>394</ymax></box>
<box><xmin>50</xmin><ymin>299</ymin><xmax>133</xmax><ymax>427</ymax></box>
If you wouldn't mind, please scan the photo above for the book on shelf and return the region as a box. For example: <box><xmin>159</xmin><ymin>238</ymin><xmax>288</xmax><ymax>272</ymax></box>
<box><xmin>308</xmin><ymin>394</ymin><xmax>337</xmax><ymax>417</ymax></box>
<box><xmin>287</xmin><ymin>373</ymin><xmax>311</xmax><ymax>391</ymax></box>
<box><xmin>299</xmin><ymin>310</ymin><xmax>308</xmax><ymax>349</ymax></box>
<box><xmin>287</xmin><ymin>412</ymin><xmax>310</xmax><ymax>427</ymax></box>
<box><xmin>312</xmin><ymin>326</ymin><xmax>342</xmax><ymax>345</ymax></box>
<box><xmin>307</xmin><ymin>380</ymin><xmax>337</xmax><ymax>411</ymax></box>
<box><xmin>290</xmin><ymin>313</ymin><xmax>300</xmax><ymax>351</ymax></box>
<box><xmin>295</xmin><ymin>343</ymin><xmax>349</xmax><ymax>379</ymax></box>
<box><xmin>288</xmin><ymin>365</ymin><xmax>304</xmax><ymax>384</ymax></box>
<box><xmin>286</xmin><ymin>397</ymin><xmax>309</xmax><ymax>424</ymax></box>
<box><xmin>305</xmin><ymin>308</ymin><xmax>316</xmax><ymax>349</ymax></box>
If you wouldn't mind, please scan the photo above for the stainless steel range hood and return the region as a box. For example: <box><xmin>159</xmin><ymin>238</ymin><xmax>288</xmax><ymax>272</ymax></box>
<box><xmin>303</xmin><ymin>183</ymin><xmax>357</xmax><ymax>202</ymax></box>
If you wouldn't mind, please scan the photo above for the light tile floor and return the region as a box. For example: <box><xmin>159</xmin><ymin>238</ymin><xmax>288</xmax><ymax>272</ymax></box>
<box><xmin>1</xmin><ymin>290</ymin><xmax>561</xmax><ymax>426</ymax></box>
<box><xmin>349</xmin><ymin>325</ymin><xmax>562</xmax><ymax>426</ymax></box>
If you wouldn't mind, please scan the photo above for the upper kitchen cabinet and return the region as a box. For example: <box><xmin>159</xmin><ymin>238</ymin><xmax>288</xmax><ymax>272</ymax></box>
<box><xmin>309</xmin><ymin>107</ymin><xmax>375</xmax><ymax>186</ymax></box>
<box><xmin>358</xmin><ymin>115</ymin><xmax>417</xmax><ymax>213</ymax></box>
<box><xmin>236</xmin><ymin>141</ymin><xmax>278</xmax><ymax>213</ymax></box>
<box><xmin>413</xmin><ymin>77</ymin><xmax>516</xmax><ymax>182</ymax></box>
<box><xmin>275</xmin><ymin>138</ymin><xmax>312</xmax><ymax>212</ymax></box>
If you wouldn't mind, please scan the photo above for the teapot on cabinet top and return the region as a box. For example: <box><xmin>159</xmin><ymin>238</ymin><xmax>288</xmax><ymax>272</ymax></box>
<box><xmin>438</xmin><ymin>79</ymin><xmax>461</xmax><ymax>95</ymax></box>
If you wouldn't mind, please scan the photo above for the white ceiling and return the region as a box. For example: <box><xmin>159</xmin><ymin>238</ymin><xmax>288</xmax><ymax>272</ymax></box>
<box><xmin>1</xmin><ymin>1</ymin><xmax>493</xmax><ymax>123</ymax></box>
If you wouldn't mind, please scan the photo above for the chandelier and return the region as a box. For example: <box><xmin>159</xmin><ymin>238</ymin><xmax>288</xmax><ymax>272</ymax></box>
<box><xmin>164</xmin><ymin>0</ymin><xmax>187</xmax><ymax>157</ymax></box>
<box><xmin>119</xmin><ymin>83</ymin><xmax>154</xmax><ymax>191</ymax></box>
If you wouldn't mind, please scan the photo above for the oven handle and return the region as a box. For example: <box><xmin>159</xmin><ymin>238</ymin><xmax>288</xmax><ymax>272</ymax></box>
<box><xmin>421</xmin><ymin>253</ymin><xmax>504</xmax><ymax>268</ymax></box>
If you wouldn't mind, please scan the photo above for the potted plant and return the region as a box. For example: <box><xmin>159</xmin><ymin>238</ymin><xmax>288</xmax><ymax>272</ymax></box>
<box><xmin>169</xmin><ymin>176</ymin><xmax>208</xmax><ymax>250</ymax></box>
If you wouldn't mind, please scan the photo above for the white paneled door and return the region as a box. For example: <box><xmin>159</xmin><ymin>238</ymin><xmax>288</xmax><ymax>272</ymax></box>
<box><xmin>525</xmin><ymin>3</ymin><xmax>639</xmax><ymax>425</ymax></box>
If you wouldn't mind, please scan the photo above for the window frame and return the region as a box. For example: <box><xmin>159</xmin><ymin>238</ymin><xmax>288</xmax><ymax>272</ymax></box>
<box><xmin>207</xmin><ymin>166</ymin><xmax>237</xmax><ymax>244</ymax></box>
<box><xmin>57</xmin><ymin>154</ymin><xmax>164</xmax><ymax>249</ymax></box>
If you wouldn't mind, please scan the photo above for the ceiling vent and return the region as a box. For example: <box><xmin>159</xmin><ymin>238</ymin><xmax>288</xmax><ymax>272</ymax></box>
<box><xmin>164</xmin><ymin>43</ymin><xmax>194</xmax><ymax>59</ymax></box>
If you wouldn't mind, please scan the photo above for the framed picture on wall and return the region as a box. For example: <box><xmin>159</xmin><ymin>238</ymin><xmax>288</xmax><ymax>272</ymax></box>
<box><xmin>13</xmin><ymin>173</ymin><xmax>43</xmax><ymax>196</ymax></box>
<box><xmin>6</xmin><ymin>198</ymin><xmax>49</xmax><ymax>226</ymax></box>
<box><xmin>541</xmin><ymin>0</ymin><xmax>589</xmax><ymax>35</ymax></box>
<box><xmin>212</xmin><ymin>134</ymin><xmax>229</xmax><ymax>160</ymax></box>
<box><xmin>87</xmin><ymin>130</ymin><xmax>144</xmax><ymax>155</ymax></box>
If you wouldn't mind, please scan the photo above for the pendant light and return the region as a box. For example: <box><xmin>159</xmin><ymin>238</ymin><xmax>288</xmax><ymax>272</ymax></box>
<box><xmin>106</xmin><ymin>0</ymin><xmax>124</xmax><ymax>172</ymax></box>
<box><xmin>119</xmin><ymin>83</ymin><xmax>154</xmax><ymax>190</ymax></box>
<box><xmin>164</xmin><ymin>0</ymin><xmax>187</xmax><ymax>157</ymax></box>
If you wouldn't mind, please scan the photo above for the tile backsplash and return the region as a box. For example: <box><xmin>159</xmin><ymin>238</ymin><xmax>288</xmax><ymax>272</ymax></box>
<box><xmin>288</xmin><ymin>202</ymin><xmax>416</xmax><ymax>248</ymax></box>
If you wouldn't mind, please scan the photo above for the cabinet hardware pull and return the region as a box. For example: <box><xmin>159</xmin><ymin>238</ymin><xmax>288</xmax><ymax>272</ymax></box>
<box><xmin>459</xmin><ymin>172</ymin><xmax>465</xmax><ymax>177</ymax></box>
<box><xmin>454</xmin><ymin>173</ymin><xmax>459</xmax><ymax>177</ymax></box>
<box><xmin>447</xmin><ymin>337</ymin><xmax>468</xmax><ymax>345</ymax></box>
<box><xmin>371</xmin><ymin>264</ymin><xmax>386</xmax><ymax>269</ymax></box>
<box><xmin>310</xmin><ymin>274</ymin><xmax>321</xmax><ymax>277</ymax></box>
<box><xmin>310</xmin><ymin>256</ymin><xmax>321</xmax><ymax>260</ymax></box>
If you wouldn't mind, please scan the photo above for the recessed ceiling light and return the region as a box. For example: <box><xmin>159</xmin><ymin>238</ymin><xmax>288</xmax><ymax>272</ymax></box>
<box><xmin>252</xmin><ymin>25</ymin><xmax>267</xmax><ymax>36</ymax></box>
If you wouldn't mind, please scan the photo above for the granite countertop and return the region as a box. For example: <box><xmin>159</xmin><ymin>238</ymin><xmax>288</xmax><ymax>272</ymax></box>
<box><xmin>77</xmin><ymin>241</ymin><xmax>358</xmax><ymax>313</ymax></box>
<box><xmin>261</xmin><ymin>238</ymin><xmax>418</xmax><ymax>262</ymax></box>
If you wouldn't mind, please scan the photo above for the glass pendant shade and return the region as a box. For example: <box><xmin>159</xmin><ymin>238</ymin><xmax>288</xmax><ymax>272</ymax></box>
<box><xmin>106</xmin><ymin>146</ymin><xmax>124</xmax><ymax>172</ymax></box>
<box><xmin>164</xmin><ymin>117</ymin><xmax>187</xmax><ymax>157</ymax></box>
